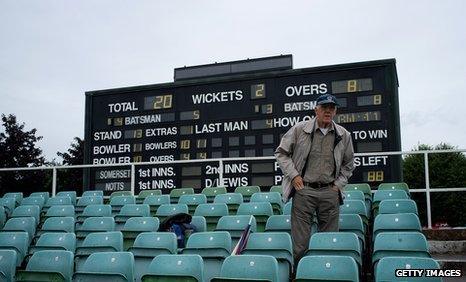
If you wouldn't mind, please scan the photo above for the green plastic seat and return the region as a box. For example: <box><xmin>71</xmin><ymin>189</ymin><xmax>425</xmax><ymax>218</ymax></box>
<box><xmin>29</xmin><ymin>192</ymin><xmax>50</xmax><ymax>203</ymax></box>
<box><xmin>21</xmin><ymin>196</ymin><xmax>45</xmax><ymax>210</ymax></box>
<box><xmin>76</xmin><ymin>204</ymin><xmax>111</xmax><ymax>226</ymax></box>
<box><xmin>190</xmin><ymin>216</ymin><xmax>207</xmax><ymax>232</ymax></box>
<box><xmin>214</xmin><ymin>193</ymin><xmax>243</xmax><ymax>214</ymax></box>
<box><xmin>234</xmin><ymin>186</ymin><xmax>261</xmax><ymax>202</ymax></box>
<box><xmin>43</xmin><ymin>205</ymin><xmax>75</xmax><ymax>225</ymax></box>
<box><xmin>114</xmin><ymin>204</ymin><xmax>150</xmax><ymax>230</ymax></box>
<box><xmin>144</xmin><ymin>195</ymin><xmax>171</xmax><ymax>216</ymax></box>
<box><xmin>3</xmin><ymin>192</ymin><xmax>23</xmax><ymax>206</ymax></box>
<box><xmin>0</xmin><ymin>231</ymin><xmax>29</xmax><ymax>266</ymax></box>
<box><xmin>283</xmin><ymin>201</ymin><xmax>292</xmax><ymax>215</ymax></box>
<box><xmin>16</xmin><ymin>250</ymin><xmax>74</xmax><ymax>282</ymax></box>
<box><xmin>73</xmin><ymin>251</ymin><xmax>135</xmax><ymax>281</ymax></box>
<box><xmin>76</xmin><ymin>196</ymin><xmax>103</xmax><ymax>215</ymax></box>
<box><xmin>56</xmin><ymin>191</ymin><xmax>77</xmax><ymax>206</ymax></box>
<box><xmin>110</xmin><ymin>191</ymin><xmax>132</xmax><ymax>200</ymax></box>
<box><xmin>137</xmin><ymin>190</ymin><xmax>162</xmax><ymax>204</ymax></box>
<box><xmin>269</xmin><ymin>185</ymin><xmax>283</xmax><ymax>195</ymax></box>
<box><xmin>339</xmin><ymin>214</ymin><xmax>365</xmax><ymax>251</ymax></box>
<box><xmin>211</xmin><ymin>254</ymin><xmax>279</xmax><ymax>282</ymax></box>
<box><xmin>372</xmin><ymin>190</ymin><xmax>409</xmax><ymax>216</ymax></box>
<box><xmin>378</xmin><ymin>182</ymin><xmax>410</xmax><ymax>195</ymax></box>
<box><xmin>237</xmin><ymin>202</ymin><xmax>273</xmax><ymax>232</ymax></box>
<box><xmin>0</xmin><ymin>250</ymin><xmax>17</xmax><ymax>281</ymax></box>
<box><xmin>215</xmin><ymin>215</ymin><xmax>257</xmax><ymax>246</ymax></box>
<box><xmin>242</xmin><ymin>232</ymin><xmax>293</xmax><ymax>282</ymax></box>
<box><xmin>250</xmin><ymin>192</ymin><xmax>283</xmax><ymax>215</ymax></box>
<box><xmin>372</xmin><ymin>232</ymin><xmax>430</xmax><ymax>267</ymax></box>
<box><xmin>110</xmin><ymin>196</ymin><xmax>136</xmax><ymax>215</ymax></box>
<box><xmin>340</xmin><ymin>200</ymin><xmax>369</xmax><ymax>229</ymax></box>
<box><xmin>0</xmin><ymin>198</ymin><xmax>16</xmax><ymax>216</ymax></box>
<box><xmin>265</xmin><ymin>215</ymin><xmax>291</xmax><ymax>234</ymax></box>
<box><xmin>75</xmin><ymin>231</ymin><xmax>123</xmax><ymax>271</ymax></box>
<box><xmin>128</xmin><ymin>232</ymin><xmax>177</xmax><ymax>282</ymax></box>
<box><xmin>36</xmin><ymin>217</ymin><xmax>75</xmax><ymax>239</ymax></box>
<box><xmin>194</xmin><ymin>203</ymin><xmax>229</xmax><ymax>231</ymax></box>
<box><xmin>306</xmin><ymin>232</ymin><xmax>362</xmax><ymax>269</ymax></box>
<box><xmin>170</xmin><ymin>188</ymin><xmax>195</xmax><ymax>204</ymax></box>
<box><xmin>156</xmin><ymin>204</ymin><xmax>188</xmax><ymax>222</ymax></box>
<box><xmin>11</xmin><ymin>205</ymin><xmax>41</xmax><ymax>225</ymax></box>
<box><xmin>76</xmin><ymin>217</ymin><xmax>115</xmax><ymax>247</ymax></box>
<box><xmin>373</xmin><ymin>213</ymin><xmax>422</xmax><ymax>241</ymax></box>
<box><xmin>295</xmin><ymin>255</ymin><xmax>359</xmax><ymax>282</ymax></box>
<box><xmin>182</xmin><ymin>231</ymin><xmax>231</xmax><ymax>282</ymax></box>
<box><xmin>379</xmin><ymin>199</ymin><xmax>418</xmax><ymax>215</ymax></box>
<box><xmin>44</xmin><ymin>196</ymin><xmax>72</xmax><ymax>213</ymax></box>
<box><xmin>375</xmin><ymin>257</ymin><xmax>441</xmax><ymax>282</ymax></box>
<box><xmin>2</xmin><ymin>217</ymin><xmax>36</xmax><ymax>243</ymax></box>
<box><xmin>82</xmin><ymin>191</ymin><xmax>104</xmax><ymax>197</ymax></box>
<box><xmin>29</xmin><ymin>232</ymin><xmax>76</xmax><ymax>254</ymax></box>
<box><xmin>179</xmin><ymin>194</ymin><xmax>207</xmax><ymax>214</ymax></box>
<box><xmin>122</xmin><ymin>217</ymin><xmax>159</xmax><ymax>250</ymax></box>
<box><xmin>343</xmin><ymin>190</ymin><xmax>365</xmax><ymax>201</ymax></box>
<box><xmin>344</xmin><ymin>183</ymin><xmax>371</xmax><ymax>198</ymax></box>
<box><xmin>202</xmin><ymin>187</ymin><xmax>227</xmax><ymax>203</ymax></box>
<box><xmin>142</xmin><ymin>254</ymin><xmax>204</xmax><ymax>281</ymax></box>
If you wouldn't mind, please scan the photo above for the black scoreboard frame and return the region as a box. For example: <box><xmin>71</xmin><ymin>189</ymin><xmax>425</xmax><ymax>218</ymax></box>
<box><xmin>84</xmin><ymin>57</ymin><xmax>401</xmax><ymax>194</ymax></box>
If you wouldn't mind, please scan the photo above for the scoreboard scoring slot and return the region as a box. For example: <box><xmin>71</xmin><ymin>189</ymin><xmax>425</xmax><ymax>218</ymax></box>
<box><xmin>85</xmin><ymin>58</ymin><xmax>401</xmax><ymax>194</ymax></box>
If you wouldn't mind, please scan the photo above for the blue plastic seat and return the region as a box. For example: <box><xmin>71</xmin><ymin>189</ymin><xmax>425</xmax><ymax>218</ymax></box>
<box><xmin>144</xmin><ymin>195</ymin><xmax>170</xmax><ymax>216</ymax></box>
<box><xmin>0</xmin><ymin>250</ymin><xmax>17</xmax><ymax>281</ymax></box>
<box><xmin>43</xmin><ymin>205</ymin><xmax>75</xmax><ymax>224</ymax></box>
<box><xmin>44</xmin><ymin>196</ymin><xmax>72</xmax><ymax>213</ymax></box>
<box><xmin>122</xmin><ymin>217</ymin><xmax>159</xmax><ymax>251</ymax></box>
<box><xmin>76</xmin><ymin>196</ymin><xmax>103</xmax><ymax>215</ymax></box>
<box><xmin>214</xmin><ymin>193</ymin><xmax>243</xmax><ymax>214</ymax></box>
<box><xmin>169</xmin><ymin>188</ymin><xmax>195</xmax><ymax>204</ymax></box>
<box><xmin>212</xmin><ymin>254</ymin><xmax>279</xmax><ymax>282</ymax></box>
<box><xmin>250</xmin><ymin>192</ymin><xmax>283</xmax><ymax>214</ymax></box>
<box><xmin>76</xmin><ymin>217</ymin><xmax>115</xmax><ymax>247</ymax></box>
<box><xmin>0</xmin><ymin>198</ymin><xmax>16</xmax><ymax>216</ymax></box>
<box><xmin>179</xmin><ymin>194</ymin><xmax>207</xmax><ymax>213</ymax></box>
<box><xmin>2</xmin><ymin>217</ymin><xmax>36</xmax><ymax>243</ymax></box>
<box><xmin>373</xmin><ymin>213</ymin><xmax>422</xmax><ymax>240</ymax></box>
<box><xmin>110</xmin><ymin>195</ymin><xmax>136</xmax><ymax>215</ymax></box>
<box><xmin>21</xmin><ymin>196</ymin><xmax>46</xmax><ymax>210</ymax></box>
<box><xmin>82</xmin><ymin>191</ymin><xmax>104</xmax><ymax>197</ymax></box>
<box><xmin>265</xmin><ymin>215</ymin><xmax>291</xmax><ymax>234</ymax></box>
<box><xmin>378</xmin><ymin>182</ymin><xmax>410</xmax><ymax>195</ymax></box>
<box><xmin>242</xmin><ymin>232</ymin><xmax>293</xmax><ymax>282</ymax></box>
<box><xmin>3</xmin><ymin>192</ymin><xmax>23</xmax><ymax>206</ymax></box>
<box><xmin>194</xmin><ymin>203</ymin><xmax>229</xmax><ymax>231</ymax></box>
<box><xmin>114</xmin><ymin>204</ymin><xmax>150</xmax><ymax>230</ymax></box>
<box><xmin>378</xmin><ymin>199</ymin><xmax>418</xmax><ymax>215</ymax></box>
<box><xmin>73</xmin><ymin>252</ymin><xmax>135</xmax><ymax>281</ymax></box>
<box><xmin>306</xmin><ymin>232</ymin><xmax>362</xmax><ymax>269</ymax></box>
<box><xmin>36</xmin><ymin>217</ymin><xmax>75</xmax><ymax>239</ymax></box>
<box><xmin>182</xmin><ymin>232</ymin><xmax>231</xmax><ymax>281</ymax></box>
<box><xmin>29</xmin><ymin>233</ymin><xmax>76</xmax><ymax>255</ymax></box>
<box><xmin>215</xmin><ymin>215</ymin><xmax>257</xmax><ymax>246</ymax></box>
<box><xmin>0</xmin><ymin>232</ymin><xmax>29</xmax><ymax>266</ymax></box>
<box><xmin>56</xmin><ymin>191</ymin><xmax>77</xmax><ymax>205</ymax></box>
<box><xmin>372</xmin><ymin>190</ymin><xmax>409</xmax><ymax>216</ymax></box>
<box><xmin>190</xmin><ymin>216</ymin><xmax>207</xmax><ymax>232</ymax></box>
<box><xmin>295</xmin><ymin>255</ymin><xmax>359</xmax><ymax>282</ymax></box>
<box><xmin>136</xmin><ymin>190</ymin><xmax>162</xmax><ymax>204</ymax></box>
<box><xmin>375</xmin><ymin>257</ymin><xmax>441</xmax><ymax>282</ymax></box>
<box><xmin>339</xmin><ymin>214</ymin><xmax>366</xmax><ymax>251</ymax></box>
<box><xmin>11</xmin><ymin>205</ymin><xmax>41</xmax><ymax>225</ymax></box>
<box><xmin>76</xmin><ymin>204</ymin><xmax>111</xmax><ymax>227</ymax></box>
<box><xmin>340</xmin><ymin>200</ymin><xmax>369</xmax><ymax>229</ymax></box>
<box><xmin>142</xmin><ymin>254</ymin><xmax>204</xmax><ymax>281</ymax></box>
<box><xmin>283</xmin><ymin>201</ymin><xmax>292</xmax><ymax>215</ymax></box>
<box><xmin>110</xmin><ymin>191</ymin><xmax>133</xmax><ymax>200</ymax></box>
<box><xmin>237</xmin><ymin>202</ymin><xmax>273</xmax><ymax>232</ymax></box>
<box><xmin>75</xmin><ymin>231</ymin><xmax>123</xmax><ymax>271</ymax></box>
<box><xmin>373</xmin><ymin>232</ymin><xmax>430</xmax><ymax>267</ymax></box>
<box><xmin>16</xmin><ymin>250</ymin><xmax>74</xmax><ymax>282</ymax></box>
<box><xmin>344</xmin><ymin>190</ymin><xmax>365</xmax><ymax>201</ymax></box>
<box><xmin>128</xmin><ymin>232</ymin><xmax>177</xmax><ymax>281</ymax></box>
<box><xmin>234</xmin><ymin>186</ymin><xmax>261</xmax><ymax>202</ymax></box>
<box><xmin>29</xmin><ymin>192</ymin><xmax>50</xmax><ymax>203</ymax></box>
<box><xmin>202</xmin><ymin>186</ymin><xmax>227</xmax><ymax>203</ymax></box>
<box><xmin>156</xmin><ymin>204</ymin><xmax>189</xmax><ymax>221</ymax></box>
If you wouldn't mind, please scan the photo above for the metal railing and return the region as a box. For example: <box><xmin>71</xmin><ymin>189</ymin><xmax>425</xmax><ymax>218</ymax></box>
<box><xmin>0</xmin><ymin>149</ymin><xmax>465</xmax><ymax>229</ymax></box>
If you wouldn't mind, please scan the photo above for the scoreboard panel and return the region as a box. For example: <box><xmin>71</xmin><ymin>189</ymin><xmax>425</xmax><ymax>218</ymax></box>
<box><xmin>84</xmin><ymin>58</ymin><xmax>401</xmax><ymax>193</ymax></box>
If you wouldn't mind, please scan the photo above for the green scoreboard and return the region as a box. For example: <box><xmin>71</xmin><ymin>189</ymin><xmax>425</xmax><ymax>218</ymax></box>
<box><xmin>84</xmin><ymin>55</ymin><xmax>401</xmax><ymax>193</ymax></box>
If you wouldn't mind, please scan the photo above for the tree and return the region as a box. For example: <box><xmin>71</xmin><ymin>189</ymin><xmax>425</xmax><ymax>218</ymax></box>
<box><xmin>0</xmin><ymin>114</ymin><xmax>47</xmax><ymax>195</ymax></box>
<box><xmin>56</xmin><ymin>137</ymin><xmax>84</xmax><ymax>195</ymax></box>
<box><xmin>403</xmin><ymin>143</ymin><xmax>466</xmax><ymax>227</ymax></box>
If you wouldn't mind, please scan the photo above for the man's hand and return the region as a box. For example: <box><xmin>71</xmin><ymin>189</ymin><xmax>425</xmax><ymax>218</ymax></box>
<box><xmin>292</xmin><ymin>175</ymin><xmax>304</xmax><ymax>191</ymax></box>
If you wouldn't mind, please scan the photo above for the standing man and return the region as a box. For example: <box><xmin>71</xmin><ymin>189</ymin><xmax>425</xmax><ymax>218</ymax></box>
<box><xmin>275</xmin><ymin>93</ymin><xmax>355</xmax><ymax>264</ymax></box>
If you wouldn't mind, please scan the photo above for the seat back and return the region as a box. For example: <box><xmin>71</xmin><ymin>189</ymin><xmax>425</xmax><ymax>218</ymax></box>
<box><xmin>202</xmin><ymin>187</ymin><xmax>227</xmax><ymax>202</ymax></box>
<box><xmin>81</xmin><ymin>204</ymin><xmax>112</xmax><ymax>217</ymax></box>
<box><xmin>234</xmin><ymin>186</ymin><xmax>261</xmax><ymax>201</ymax></box>
<box><xmin>237</xmin><ymin>202</ymin><xmax>272</xmax><ymax>232</ymax></box>
<box><xmin>45</xmin><ymin>196</ymin><xmax>72</xmax><ymax>208</ymax></box>
<box><xmin>215</xmin><ymin>215</ymin><xmax>257</xmax><ymax>245</ymax></box>
<box><xmin>45</xmin><ymin>205</ymin><xmax>75</xmax><ymax>218</ymax></box>
<box><xmin>0</xmin><ymin>198</ymin><xmax>16</xmax><ymax>216</ymax></box>
<box><xmin>214</xmin><ymin>193</ymin><xmax>243</xmax><ymax>214</ymax></box>
<box><xmin>343</xmin><ymin>190</ymin><xmax>365</xmax><ymax>201</ymax></box>
<box><xmin>295</xmin><ymin>255</ymin><xmax>359</xmax><ymax>282</ymax></box>
<box><xmin>170</xmin><ymin>188</ymin><xmax>195</xmax><ymax>203</ymax></box>
<box><xmin>194</xmin><ymin>203</ymin><xmax>229</xmax><ymax>217</ymax></box>
<box><xmin>269</xmin><ymin>185</ymin><xmax>283</xmax><ymax>194</ymax></box>
<box><xmin>80</xmin><ymin>231</ymin><xmax>123</xmax><ymax>251</ymax></box>
<box><xmin>74</xmin><ymin>252</ymin><xmax>135</xmax><ymax>281</ymax></box>
<box><xmin>11</xmin><ymin>205</ymin><xmax>40</xmax><ymax>225</ymax></box>
<box><xmin>283</xmin><ymin>201</ymin><xmax>292</xmax><ymax>215</ymax></box>
<box><xmin>373</xmin><ymin>213</ymin><xmax>421</xmax><ymax>239</ymax></box>
<box><xmin>82</xmin><ymin>190</ymin><xmax>104</xmax><ymax>197</ymax></box>
<box><xmin>156</xmin><ymin>204</ymin><xmax>189</xmax><ymax>218</ymax></box>
<box><xmin>340</xmin><ymin>200</ymin><xmax>368</xmax><ymax>226</ymax></box>
<box><xmin>137</xmin><ymin>190</ymin><xmax>162</xmax><ymax>198</ymax></box>
<box><xmin>190</xmin><ymin>216</ymin><xmax>207</xmax><ymax>232</ymax></box>
<box><xmin>117</xmin><ymin>204</ymin><xmax>150</xmax><ymax>218</ymax></box>
<box><xmin>376</xmin><ymin>257</ymin><xmax>441</xmax><ymax>282</ymax></box>
<box><xmin>250</xmin><ymin>192</ymin><xmax>282</xmax><ymax>214</ymax></box>
<box><xmin>34</xmin><ymin>232</ymin><xmax>76</xmax><ymax>252</ymax></box>
<box><xmin>110</xmin><ymin>191</ymin><xmax>132</xmax><ymax>200</ymax></box>
<box><xmin>185</xmin><ymin>231</ymin><xmax>232</xmax><ymax>253</ymax></box>
<box><xmin>3</xmin><ymin>192</ymin><xmax>23</xmax><ymax>206</ymax></box>
<box><xmin>2</xmin><ymin>217</ymin><xmax>36</xmax><ymax>242</ymax></box>
<box><xmin>41</xmin><ymin>216</ymin><xmax>75</xmax><ymax>233</ymax></box>
<box><xmin>344</xmin><ymin>183</ymin><xmax>371</xmax><ymax>197</ymax></box>
<box><xmin>56</xmin><ymin>191</ymin><xmax>77</xmax><ymax>205</ymax></box>
<box><xmin>131</xmin><ymin>232</ymin><xmax>177</xmax><ymax>254</ymax></box>
<box><xmin>378</xmin><ymin>182</ymin><xmax>410</xmax><ymax>195</ymax></box>
<box><xmin>373</xmin><ymin>190</ymin><xmax>409</xmax><ymax>207</ymax></box>
<box><xmin>373</xmin><ymin>232</ymin><xmax>430</xmax><ymax>265</ymax></box>
<box><xmin>110</xmin><ymin>195</ymin><xmax>136</xmax><ymax>207</ymax></box>
<box><xmin>307</xmin><ymin>232</ymin><xmax>361</xmax><ymax>267</ymax></box>
<box><xmin>142</xmin><ymin>254</ymin><xmax>203</xmax><ymax>281</ymax></box>
<box><xmin>0</xmin><ymin>231</ymin><xmax>29</xmax><ymax>266</ymax></box>
<box><xmin>17</xmin><ymin>250</ymin><xmax>74</xmax><ymax>281</ymax></box>
<box><xmin>179</xmin><ymin>194</ymin><xmax>207</xmax><ymax>206</ymax></box>
<box><xmin>214</xmin><ymin>255</ymin><xmax>279</xmax><ymax>282</ymax></box>
<box><xmin>265</xmin><ymin>215</ymin><xmax>291</xmax><ymax>233</ymax></box>
<box><xmin>21</xmin><ymin>196</ymin><xmax>45</xmax><ymax>209</ymax></box>
<box><xmin>123</xmin><ymin>217</ymin><xmax>159</xmax><ymax>232</ymax></box>
<box><xmin>76</xmin><ymin>196</ymin><xmax>103</xmax><ymax>208</ymax></box>
<box><xmin>80</xmin><ymin>217</ymin><xmax>115</xmax><ymax>235</ymax></box>
<box><xmin>378</xmin><ymin>199</ymin><xmax>418</xmax><ymax>215</ymax></box>
<box><xmin>0</xmin><ymin>250</ymin><xmax>16</xmax><ymax>281</ymax></box>
<box><xmin>29</xmin><ymin>192</ymin><xmax>50</xmax><ymax>203</ymax></box>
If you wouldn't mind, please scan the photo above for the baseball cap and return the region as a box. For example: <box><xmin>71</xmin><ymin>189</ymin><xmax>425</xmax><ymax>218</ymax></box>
<box><xmin>316</xmin><ymin>94</ymin><xmax>339</xmax><ymax>106</ymax></box>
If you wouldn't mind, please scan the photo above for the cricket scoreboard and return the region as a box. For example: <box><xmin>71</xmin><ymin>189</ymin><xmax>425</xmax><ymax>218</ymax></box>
<box><xmin>84</xmin><ymin>55</ymin><xmax>401</xmax><ymax>193</ymax></box>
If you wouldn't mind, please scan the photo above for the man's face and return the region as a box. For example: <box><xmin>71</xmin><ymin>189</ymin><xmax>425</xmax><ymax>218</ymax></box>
<box><xmin>315</xmin><ymin>104</ymin><xmax>337</xmax><ymax>126</ymax></box>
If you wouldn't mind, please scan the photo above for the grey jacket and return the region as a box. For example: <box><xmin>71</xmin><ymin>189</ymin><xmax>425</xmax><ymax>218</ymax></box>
<box><xmin>275</xmin><ymin>118</ymin><xmax>355</xmax><ymax>202</ymax></box>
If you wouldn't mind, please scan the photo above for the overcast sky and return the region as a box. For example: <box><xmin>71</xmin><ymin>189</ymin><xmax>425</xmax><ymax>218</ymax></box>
<box><xmin>1</xmin><ymin>0</ymin><xmax>465</xmax><ymax>160</ymax></box>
